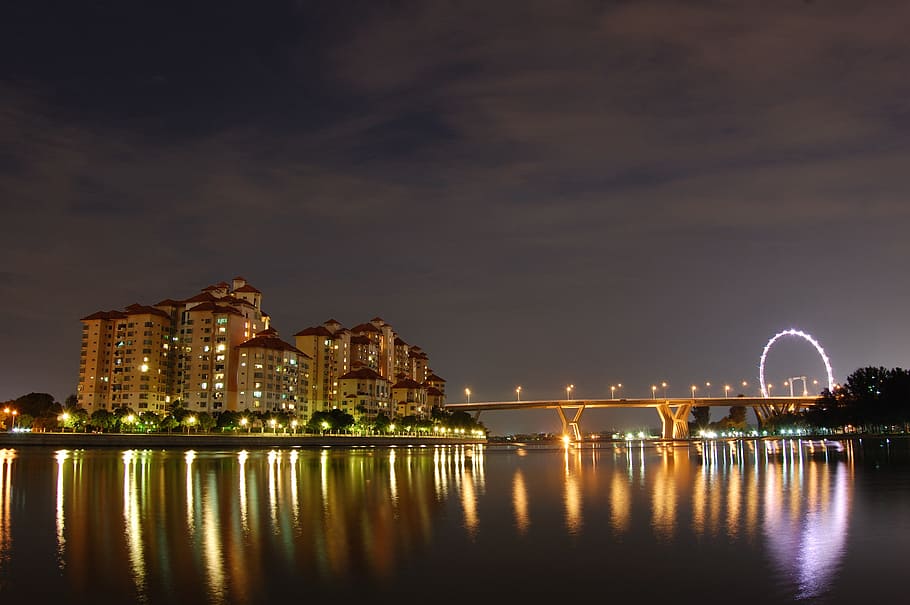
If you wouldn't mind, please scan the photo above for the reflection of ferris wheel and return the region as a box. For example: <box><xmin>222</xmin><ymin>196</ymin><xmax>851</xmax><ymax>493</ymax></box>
<box><xmin>759</xmin><ymin>329</ymin><xmax>834</xmax><ymax>398</ymax></box>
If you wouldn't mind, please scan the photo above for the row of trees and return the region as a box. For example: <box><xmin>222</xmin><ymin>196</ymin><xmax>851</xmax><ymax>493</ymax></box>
<box><xmin>1</xmin><ymin>393</ymin><xmax>487</xmax><ymax>437</ymax></box>
<box><xmin>687</xmin><ymin>366</ymin><xmax>910</xmax><ymax>435</ymax></box>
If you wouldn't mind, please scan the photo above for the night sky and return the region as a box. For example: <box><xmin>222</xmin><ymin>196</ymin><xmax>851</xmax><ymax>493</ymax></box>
<box><xmin>2</xmin><ymin>1</ymin><xmax>909</xmax><ymax>435</ymax></box>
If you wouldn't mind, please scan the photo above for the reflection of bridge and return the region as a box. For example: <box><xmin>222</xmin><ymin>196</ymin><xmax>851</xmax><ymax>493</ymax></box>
<box><xmin>444</xmin><ymin>396</ymin><xmax>821</xmax><ymax>440</ymax></box>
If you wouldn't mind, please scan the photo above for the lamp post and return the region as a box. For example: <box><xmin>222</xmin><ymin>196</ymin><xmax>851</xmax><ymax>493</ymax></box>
<box><xmin>691</xmin><ymin>385</ymin><xmax>697</xmax><ymax>399</ymax></box>
<box><xmin>240</xmin><ymin>417</ymin><xmax>249</xmax><ymax>433</ymax></box>
<box><xmin>516</xmin><ymin>386</ymin><xmax>522</xmax><ymax>401</ymax></box>
<box><xmin>705</xmin><ymin>382</ymin><xmax>711</xmax><ymax>397</ymax></box>
<box><xmin>724</xmin><ymin>385</ymin><xmax>731</xmax><ymax>398</ymax></box>
<box><xmin>651</xmin><ymin>385</ymin><xmax>657</xmax><ymax>399</ymax></box>
<box><xmin>465</xmin><ymin>388</ymin><xmax>471</xmax><ymax>404</ymax></box>
<box><xmin>610</xmin><ymin>385</ymin><xmax>616</xmax><ymax>400</ymax></box>
<box><xmin>565</xmin><ymin>384</ymin><xmax>574</xmax><ymax>400</ymax></box>
<box><xmin>661</xmin><ymin>381</ymin><xmax>668</xmax><ymax>399</ymax></box>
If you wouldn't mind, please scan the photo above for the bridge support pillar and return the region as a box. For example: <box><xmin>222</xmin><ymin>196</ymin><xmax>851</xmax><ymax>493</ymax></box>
<box><xmin>656</xmin><ymin>402</ymin><xmax>692</xmax><ymax>440</ymax></box>
<box><xmin>555</xmin><ymin>406</ymin><xmax>585</xmax><ymax>441</ymax></box>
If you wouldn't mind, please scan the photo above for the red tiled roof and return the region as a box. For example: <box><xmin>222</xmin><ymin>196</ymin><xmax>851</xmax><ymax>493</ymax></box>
<box><xmin>154</xmin><ymin>298</ymin><xmax>183</xmax><ymax>307</ymax></box>
<box><xmin>80</xmin><ymin>310</ymin><xmax>128</xmax><ymax>321</ymax></box>
<box><xmin>371</xmin><ymin>316</ymin><xmax>385</xmax><ymax>323</ymax></box>
<box><xmin>294</xmin><ymin>326</ymin><xmax>334</xmax><ymax>337</ymax></box>
<box><xmin>236</xmin><ymin>331</ymin><xmax>309</xmax><ymax>357</ymax></box>
<box><xmin>183</xmin><ymin>292</ymin><xmax>219</xmax><ymax>303</ymax></box>
<box><xmin>233</xmin><ymin>276</ymin><xmax>247</xmax><ymax>281</ymax></box>
<box><xmin>324</xmin><ymin>319</ymin><xmax>342</xmax><ymax>325</ymax></box>
<box><xmin>185</xmin><ymin>302</ymin><xmax>244</xmax><ymax>316</ymax></box>
<box><xmin>338</xmin><ymin>367</ymin><xmax>388</xmax><ymax>381</ymax></box>
<box><xmin>123</xmin><ymin>303</ymin><xmax>171</xmax><ymax>319</ymax></box>
<box><xmin>351</xmin><ymin>322</ymin><xmax>380</xmax><ymax>333</ymax></box>
<box><xmin>201</xmin><ymin>284</ymin><xmax>223</xmax><ymax>291</ymax></box>
<box><xmin>394</xmin><ymin>337</ymin><xmax>408</xmax><ymax>345</ymax></box>
<box><xmin>392</xmin><ymin>378</ymin><xmax>423</xmax><ymax>389</ymax></box>
<box><xmin>426</xmin><ymin>373</ymin><xmax>446</xmax><ymax>382</ymax></box>
<box><xmin>426</xmin><ymin>386</ymin><xmax>443</xmax><ymax>396</ymax></box>
<box><xmin>233</xmin><ymin>284</ymin><xmax>261</xmax><ymax>293</ymax></box>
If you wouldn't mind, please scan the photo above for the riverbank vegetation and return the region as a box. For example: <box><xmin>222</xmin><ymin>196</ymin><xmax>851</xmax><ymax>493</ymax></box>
<box><xmin>0</xmin><ymin>393</ymin><xmax>486</xmax><ymax>438</ymax></box>
<box><xmin>689</xmin><ymin>366</ymin><xmax>910</xmax><ymax>436</ymax></box>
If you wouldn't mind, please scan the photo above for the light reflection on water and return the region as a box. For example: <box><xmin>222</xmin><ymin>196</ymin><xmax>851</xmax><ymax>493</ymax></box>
<box><xmin>0</xmin><ymin>439</ymin><xmax>907</xmax><ymax>603</ymax></box>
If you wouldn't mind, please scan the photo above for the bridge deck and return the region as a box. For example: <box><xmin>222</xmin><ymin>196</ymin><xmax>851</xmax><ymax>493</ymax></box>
<box><xmin>444</xmin><ymin>396</ymin><xmax>820</xmax><ymax>412</ymax></box>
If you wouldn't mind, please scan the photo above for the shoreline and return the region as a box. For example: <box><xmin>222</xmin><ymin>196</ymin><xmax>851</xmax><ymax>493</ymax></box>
<box><xmin>0</xmin><ymin>431</ymin><xmax>485</xmax><ymax>449</ymax></box>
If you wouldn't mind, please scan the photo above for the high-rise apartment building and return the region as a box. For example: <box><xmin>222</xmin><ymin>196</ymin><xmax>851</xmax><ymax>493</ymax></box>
<box><xmin>337</xmin><ymin>367</ymin><xmax>391</xmax><ymax>419</ymax></box>
<box><xmin>77</xmin><ymin>304</ymin><xmax>174</xmax><ymax>413</ymax></box>
<box><xmin>77</xmin><ymin>278</ymin><xmax>440</xmax><ymax>421</ymax></box>
<box><xmin>295</xmin><ymin>317</ymin><xmax>444</xmax><ymax>418</ymax></box>
<box><xmin>77</xmin><ymin>277</ymin><xmax>295</xmax><ymax>415</ymax></box>
<box><xmin>235</xmin><ymin>328</ymin><xmax>309</xmax><ymax>414</ymax></box>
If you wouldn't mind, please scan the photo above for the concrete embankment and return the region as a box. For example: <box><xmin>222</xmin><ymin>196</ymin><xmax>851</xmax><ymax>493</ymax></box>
<box><xmin>0</xmin><ymin>432</ymin><xmax>484</xmax><ymax>449</ymax></box>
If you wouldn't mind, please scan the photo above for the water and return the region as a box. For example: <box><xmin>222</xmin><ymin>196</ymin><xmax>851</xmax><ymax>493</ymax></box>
<box><xmin>0</xmin><ymin>438</ymin><xmax>908</xmax><ymax>604</ymax></box>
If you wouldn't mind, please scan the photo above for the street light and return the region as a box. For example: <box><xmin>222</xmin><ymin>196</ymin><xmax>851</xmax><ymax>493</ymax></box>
<box><xmin>691</xmin><ymin>385</ymin><xmax>697</xmax><ymax>399</ymax></box>
<box><xmin>724</xmin><ymin>385</ymin><xmax>731</xmax><ymax>398</ymax></box>
<box><xmin>661</xmin><ymin>381</ymin><xmax>668</xmax><ymax>399</ymax></box>
<box><xmin>705</xmin><ymin>382</ymin><xmax>711</xmax><ymax>397</ymax></box>
<box><xmin>516</xmin><ymin>386</ymin><xmax>522</xmax><ymax>401</ymax></box>
<box><xmin>610</xmin><ymin>385</ymin><xmax>616</xmax><ymax>400</ymax></box>
<box><xmin>651</xmin><ymin>385</ymin><xmax>657</xmax><ymax>399</ymax></box>
<box><xmin>566</xmin><ymin>384</ymin><xmax>574</xmax><ymax>400</ymax></box>
<box><xmin>240</xmin><ymin>417</ymin><xmax>249</xmax><ymax>433</ymax></box>
<box><xmin>465</xmin><ymin>388</ymin><xmax>471</xmax><ymax>404</ymax></box>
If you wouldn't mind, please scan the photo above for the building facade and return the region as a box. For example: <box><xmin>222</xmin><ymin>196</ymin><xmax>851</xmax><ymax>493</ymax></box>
<box><xmin>77</xmin><ymin>278</ymin><xmax>442</xmax><ymax>421</ymax></box>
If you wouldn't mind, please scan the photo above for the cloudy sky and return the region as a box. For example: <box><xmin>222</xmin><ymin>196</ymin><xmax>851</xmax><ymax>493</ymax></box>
<box><xmin>2</xmin><ymin>1</ymin><xmax>909</xmax><ymax>434</ymax></box>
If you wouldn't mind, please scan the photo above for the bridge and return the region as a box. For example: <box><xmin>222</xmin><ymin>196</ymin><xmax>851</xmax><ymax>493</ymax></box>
<box><xmin>444</xmin><ymin>396</ymin><xmax>821</xmax><ymax>441</ymax></box>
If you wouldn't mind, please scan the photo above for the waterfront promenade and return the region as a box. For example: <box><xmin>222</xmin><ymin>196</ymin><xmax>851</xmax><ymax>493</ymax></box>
<box><xmin>0</xmin><ymin>431</ymin><xmax>485</xmax><ymax>449</ymax></box>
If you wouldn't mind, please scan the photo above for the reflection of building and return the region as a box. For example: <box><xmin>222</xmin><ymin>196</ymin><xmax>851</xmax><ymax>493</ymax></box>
<box><xmin>47</xmin><ymin>449</ymin><xmax>448</xmax><ymax>600</ymax></box>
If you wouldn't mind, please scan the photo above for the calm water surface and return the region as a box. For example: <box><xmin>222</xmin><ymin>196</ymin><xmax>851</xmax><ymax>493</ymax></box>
<box><xmin>0</xmin><ymin>439</ymin><xmax>908</xmax><ymax>604</ymax></box>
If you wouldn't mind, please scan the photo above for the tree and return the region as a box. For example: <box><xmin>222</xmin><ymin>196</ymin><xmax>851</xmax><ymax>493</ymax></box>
<box><xmin>690</xmin><ymin>406</ymin><xmax>711</xmax><ymax>430</ymax></box>
<box><xmin>14</xmin><ymin>392</ymin><xmax>60</xmax><ymax>417</ymax></box>
<box><xmin>193</xmin><ymin>412</ymin><xmax>214</xmax><ymax>432</ymax></box>
<box><xmin>139</xmin><ymin>411</ymin><xmax>160</xmax><ymax>432</ymax></box>
<box><xmin>216</xmin><ymin>410</ymin><xmax>240</xmax><ymax>431</ymax></box>
<box><xmin>159</xmin><ymin>415</ymin><xmax>179</xmax><ymax>433</ymax></box>
<box><xmin>63</xmin><ymin>407</ymin><xmax>90</xmax><ymax>432</ymax></box>
<box><xmin>307</xmin><ymin>409</ymin><xmax>356</xmax><ymax>434</ymax></box>
<box><xmin>90</xmin><ymin>409</ymin><xmax>115</xmax><ymax>432</ymax></box>
<box><xmin>728</xmin><ymin>405</ymin><xmax>747</xmax><ymax>428</ymax></box>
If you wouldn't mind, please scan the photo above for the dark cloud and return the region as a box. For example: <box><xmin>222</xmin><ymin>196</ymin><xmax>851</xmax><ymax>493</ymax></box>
<box><xmin>1</xmin><ymin>1</ymin><xmax>908</xmax><ymax>433</ymax></box>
